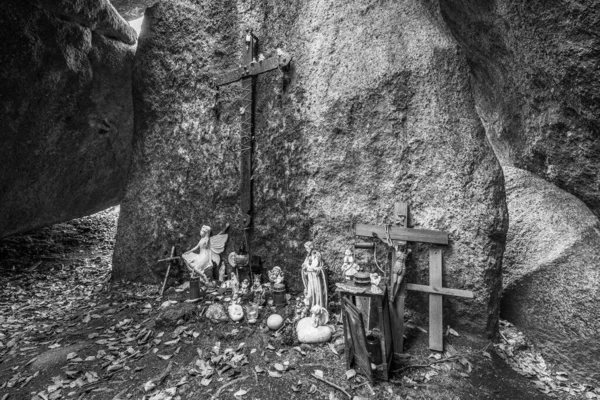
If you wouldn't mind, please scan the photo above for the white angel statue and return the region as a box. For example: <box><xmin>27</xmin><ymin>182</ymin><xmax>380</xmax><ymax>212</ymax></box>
<box><xmin>182</xmin><ymin>225</ymin><xmax>228</xmax><ymax>283</ymax></box>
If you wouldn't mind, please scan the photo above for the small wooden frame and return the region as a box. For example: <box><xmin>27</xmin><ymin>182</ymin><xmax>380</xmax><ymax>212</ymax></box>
<box><xmin>338</xmin><ymin>283</ymin><xmax>393</xmax><ymax>382</ymax></box>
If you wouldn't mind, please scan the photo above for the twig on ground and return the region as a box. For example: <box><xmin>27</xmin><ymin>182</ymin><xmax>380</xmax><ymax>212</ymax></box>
<box><xmin>310</xmin><ymin>373</ymin><xmax>352</xmax><ymax>399</ymax></box>
<box><xmin>142</xmin><ymin>361</ymin><xmax>173</xmax><ymax>390</ymax></box>
<box><xmin>392</xmin><ymin>344</ymin><xmax>492</xmax><ymax>373</ymax></box>
<box><xmin>212</xmin><ymin>375</ymin><xmax>248</xmax><ymax>399</ymax></box>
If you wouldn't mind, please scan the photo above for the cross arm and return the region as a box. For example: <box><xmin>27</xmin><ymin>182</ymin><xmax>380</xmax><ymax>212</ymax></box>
<box><xmin>355</xmin><ymin>224</ymin><xmax>449</xmax><ymax>245</ymax></box>
<box><xmin>406</xmin><ymin>283</ymin><xmax>474</xmax><ymax>298</ymax></box>
<box><xmin>215</xmin><ymin>50</ymin><xmax>292</xmax><ymax>87</ymax></box>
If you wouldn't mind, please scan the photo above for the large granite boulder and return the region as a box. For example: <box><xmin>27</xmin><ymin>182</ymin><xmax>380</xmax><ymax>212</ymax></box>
<box><xmin>502</xmin><ymin>166</ymin><xmax>600</xmax><ymax>386</ymax></box>
<box><xmin>113</xmin><ymin>0</ymin><xmax>507</xmax><ymax>336</ymax></box>
<box><xmin>0</xmin><ymin>0</ymin><xmax>136</xmax><ymax>238</ymax></box>
<box><xmin>440</xmin><ymin>0</ymin><xmax>600</xmax><ymax>217</ymax></box>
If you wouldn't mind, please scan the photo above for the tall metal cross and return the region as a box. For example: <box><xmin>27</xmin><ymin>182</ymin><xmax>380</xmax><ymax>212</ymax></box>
<box><xmin>215</xmin><ymin>30</ymin><xmax>291</xmax><ymax>235</ymax></box>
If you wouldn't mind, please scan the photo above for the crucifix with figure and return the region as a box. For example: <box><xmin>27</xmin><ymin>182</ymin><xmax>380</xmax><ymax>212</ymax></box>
<box><xmin>214</xmin><ymin>29</ymin><xmax>291</xmax><ymax>242</ymax></box>
<box><xmin>355</xmin><ymin>201</ymin><xmax>474</xmax><ymax>353</ymax></box>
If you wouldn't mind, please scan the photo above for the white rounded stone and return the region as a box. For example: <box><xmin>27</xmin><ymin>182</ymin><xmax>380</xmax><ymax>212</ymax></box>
<box><xmin>296</xmin><ymin>317</ymin><xmax>333</xmax><ymax>343</ymax></box>
<box><xmin>267</xmin><ymin>314</ymin><xmax>283</xmax><ymax>330</ymax></box>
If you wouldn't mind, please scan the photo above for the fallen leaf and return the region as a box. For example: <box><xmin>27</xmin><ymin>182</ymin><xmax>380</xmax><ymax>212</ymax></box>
<box><xmin>143</xmin><ymin>381</ymin><xmax>156</xmax><ymax>392</ymax></box>
<box><xmin>274</xmin><ymin>363</ymin><xmax>285</xmax><ymax>372</ymax></box>
<box><xmin>234</xmin><ymin>389</ymin><xmax>247</xmax><ymax>398</ymax></box>
<box><xmin>345</xmin><ymin>369</ymin><xmax>356</xmax><ymax>380</ymax></box>
<box><xmin>328</xmin><ymin>343</ymin><xmax>339</xmax><ymax>355</ymax></box>
<box><xmin>200</xmin><ymin>378</ymin><xmax>212</xmax><ymax>386</ymax></box>
<box><xmin>308</xmin><ymin>384</ymin><xmax>317</xmax><ymax>394</ymax></box>
<box><xmin>267</xmin><ymin>370</ymin><xmax>282</xmax><ymax>378</ymax></box>
<box><xmin>254</xmin><ymin>366</ymin><xmax>264</xmax><ymax>373</ymax></box>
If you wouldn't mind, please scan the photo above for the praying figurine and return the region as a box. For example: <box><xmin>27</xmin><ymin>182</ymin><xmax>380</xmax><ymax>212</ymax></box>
<box><xmin>341</xmin><ymin>248</ymin><xmax>360</xmax><ymax>280</ymax></box>
<box><xmin>182</xmin><ymin>225</ymin><xmax>228</xmax><ymax>283</ymax></box>
<box><xmin>268</xmin><ymin>266</ymin><xmax>284</xmax><ymax>285</ymax></box>
<box><xmin>301</xmin><ymin>242</ymin><xmax>327</xmax><ymax>310</ymax></box>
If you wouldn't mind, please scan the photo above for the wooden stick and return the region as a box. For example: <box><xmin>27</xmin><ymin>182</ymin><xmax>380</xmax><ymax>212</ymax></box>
<box><xmin>211</xmin><ymin>375</ymin><xmax>248</xmax><ymax>399</ymax></box>
<box><xmin>157</xmin><ymin>256</ymin><xmax>180</xmax><ymax>263</ymax></box>
<box><xmin>160</xmin><ymin>247</ymin><xmax>175</xmax><ymax>296</ymax></box>
<box><xmin>392</xmin><ymin>344</ymin><xmax>491</xmax><ymax>373</ymax></box>
<box><xmin>310</xmin><ymin>373</ymin><xmax>351</xmax><ymax>399</ymax></box>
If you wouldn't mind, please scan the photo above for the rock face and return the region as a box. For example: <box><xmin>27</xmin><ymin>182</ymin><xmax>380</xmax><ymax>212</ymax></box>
<box><xmin>0</xmin><ymin>0</ymin><xmax>136</xmax><ymax>238</ymax></box>
<box><xmin>110</xmin><ymin>0</ymin><xmax>158</xmax><ymax>21</ymax></box>
<box><xmin>502</xmin><ymin>167</ymin><xmax>600</xmax><ymax>386</ymax></box>
<box><xmin>440</xmin><ymin>0</ymin><xmax>600</xmax><ymax>217</ymax></box>
<box><xmin>113</xmin><ymin>0</ymin><xmax>507</xmax><ymax>335</ymax></box>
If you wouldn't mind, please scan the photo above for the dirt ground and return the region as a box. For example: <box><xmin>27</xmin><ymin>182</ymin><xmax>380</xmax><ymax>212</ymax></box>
<box><xmin>0</xmin><ymin>208</ymin><xmax>575</xmax><ymax>400</ymax></box>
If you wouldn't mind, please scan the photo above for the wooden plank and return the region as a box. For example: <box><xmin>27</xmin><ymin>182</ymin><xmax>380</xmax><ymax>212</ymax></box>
<box><xmin>429</xmin><ymin>248</ymin><xmax>444</xmax><ymax>352</ymax></box>
<box><xmin>343</xmin><ymin>298</ymin><xmax>373</xmax><ymax>382</ymax></box>
<box><xmin>406</xmin><ymin>284</ymin><xmax>474</xmax><ymax>298</ymax></box>
<box><xmin>355</xmin><ymin>224</ymin><xmax>448</xmax><ymax>245</ymax></box>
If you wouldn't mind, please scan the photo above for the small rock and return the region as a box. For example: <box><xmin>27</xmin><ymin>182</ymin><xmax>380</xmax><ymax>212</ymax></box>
<box><xmin>296</xmin><ymin>317</ymin><xmax>333</xmax><ymax>343</ymax></box>
<box><xmin>228</xmin><ymin>304</ymin><xmax>244</xmax><ymax>321</ymax></box>
<box><xmin>154</xmin><ymin>303</ymin><xmax>197</xmax><ymax>328</ymax></box>
<box><xmin>205</xmin><ymin>303</ymin><xmax>228</xmax><ymax>322</ymax></box>
<box><xmin>267</xmin><ymin>314</ymin><xmax>283</xmax><ymax>330</ymax></box>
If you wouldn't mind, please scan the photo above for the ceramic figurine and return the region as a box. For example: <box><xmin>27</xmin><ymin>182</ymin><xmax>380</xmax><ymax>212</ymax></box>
<box><xmin>246</xmin><ymin>303</ymin><xmax>259</xmax><ymax>324</ymax></box>
<box><xmin>268</xmin><ymin>266</ymin><xmax>284</xmax><ymax>285</ymax></box>
<box><xmin>341</xmin><ymin>248</ymin><xmax>360</xmax><ymax>280</ymax></box>
<box><xmin>301</xmin><ymin>242</ymin><xmax>327</xmax><ymax>309</ymax></box>
<box><xmin>251</xmin><ymin>276</ymin><xmax>263</xmax><ymax>304</ymax></box>
<box><xmin>218</xmin><ymin>261</ymin><xmax>227</xmax><ymax>283</ymax></box>
<box><xmin>240</xmin><ymin>279</ymin><xmax>250</xmax><ymax>295</ymax></box>
<box><xmin>230</xmin><ymin>274</ymin><xmax>240</xmax><ymax>300</ymax></box>
<box><xmin>293</xmin><ymin>296</ymin><xmax>305</xmax><ymax>321</ymax></box>
<box><xmin>310</xmin><ymin>305</ymin><xmax>329</xmax><ymax>327</ymax></box>
<box><xmin>370</xmin><ymin>272</ymin><xmax>383</xmax><ymax>294</ymax></box>
<box><xmin>182</xmin><ymin>225</ymin><xmax>228</xmax><ymax>282</ymax></box>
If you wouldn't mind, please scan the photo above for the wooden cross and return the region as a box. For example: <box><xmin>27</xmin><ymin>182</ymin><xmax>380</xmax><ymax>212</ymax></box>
<box><xmin>215</xmin><ymin>29</ymin><xmax>291</xmax><ymax>232</ymax></box>
<box><xmin>355</xmin><ymin>202</ymin><xmax>473</xmax><ymax>353</ymax></box>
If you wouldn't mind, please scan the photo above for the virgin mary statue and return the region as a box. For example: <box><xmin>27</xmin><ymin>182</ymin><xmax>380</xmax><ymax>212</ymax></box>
<box><xmin>301</xmin><ymin>241</ymin><xmax>327</xmax><ymax>309</ymax></box>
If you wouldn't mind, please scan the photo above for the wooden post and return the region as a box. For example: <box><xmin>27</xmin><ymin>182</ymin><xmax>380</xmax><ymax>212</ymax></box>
<box><xmin>390</xmin><ymin>202</ymin><xmax>407</xmax><ymax>357</ymax></box>
<box><xmin>429</xmin><ymin>248</ymin><xmax>444</xmax><ymax>351</ymax></box>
